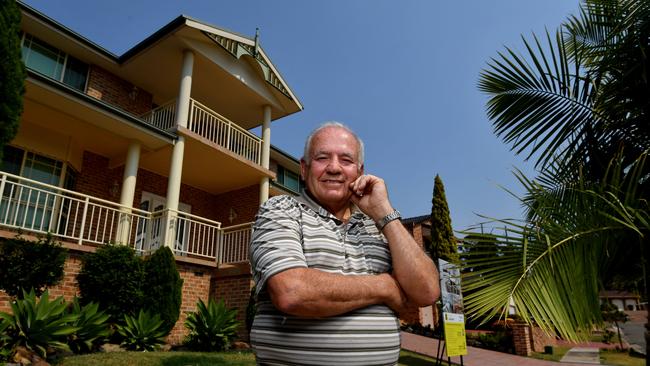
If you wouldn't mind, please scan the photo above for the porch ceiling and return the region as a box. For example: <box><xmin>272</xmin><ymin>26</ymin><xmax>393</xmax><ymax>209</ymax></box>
<box><xmin>138</xmin><ymin>127</ymin><xmax>275</xmax><ymax>195</ymax></box>
<box><xmin>22</xmin><ymin>78</ymin><xmax>172</xmax><ymax>159</ymax></box>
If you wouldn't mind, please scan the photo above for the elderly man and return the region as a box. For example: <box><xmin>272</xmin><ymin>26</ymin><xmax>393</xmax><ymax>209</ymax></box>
<box><xmin>249</xmin><ymin>122</ymin><xmax>440</xmax><ymax>365</ymax></box>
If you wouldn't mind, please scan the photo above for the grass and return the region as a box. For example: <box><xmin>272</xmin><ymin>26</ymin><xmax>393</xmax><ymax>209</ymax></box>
<box><xmin>399</xmin><ymin>350</ymin><xmax>451</xmax><ymax>366</ymax></box>
<box><xmin>600</xmin><ymin>349</ymin><xmax>645</xmax><ymax>366</ymax></box>
<box><xmin>52</xmin><ymin>349</ymin><xmax>443</xmax><ymax>366</ymax></box>
<box><xmin>53</xmin><ymin>351</ymin><xmax>257</xmax><ymax>366</ymax></box>
<box><xmin>529</xmin><ymin>346</ymin><xmax>572</xmax><ymax>362</ymax></box>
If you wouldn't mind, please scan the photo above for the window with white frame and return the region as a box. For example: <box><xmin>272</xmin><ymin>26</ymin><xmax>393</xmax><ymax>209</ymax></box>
<box><xmin>0</xmin><ymin>145</ymin><xmax>77</xmax><ymax>232</ymax></box>
<box><xmin>21</xmin><ymin>33</ymin><xmax>89</xmax><ymax>92</ymax></box>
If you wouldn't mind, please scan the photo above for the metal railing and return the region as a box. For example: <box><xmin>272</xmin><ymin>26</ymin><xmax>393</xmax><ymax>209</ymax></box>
<box><xmin>0</xmin><ymin>173</ymin><xmax>151</xmax><ymax>246</ymax></box>
<box><xmin>140</xmin><ymin>98</ymin><xmax>262</xmax><ymax>164</ymax></box>
<box><xmin>188</xmin><ymin>99</ymin><xmax>261</xmax><ymax>164</ymax></box>
<box><xmin>219</xmin><ymin>222</ymin><xmax>253</xmax><ymax>264</ymax></box>
<box><xmin>140</xmin><ymin>100</ymin><xmax>176</xmax><ymax>131</ymax></box>
<box><xmin>0</xmin><ymin>172</ymin><xmax>252</xmax><ymax>264</ymax></box>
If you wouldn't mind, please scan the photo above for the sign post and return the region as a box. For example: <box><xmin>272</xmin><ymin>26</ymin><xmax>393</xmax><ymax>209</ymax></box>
<box><xmin>437</xmin><ymin>259</ymin><xmax>467</xmax><ymax>364</ymax></box>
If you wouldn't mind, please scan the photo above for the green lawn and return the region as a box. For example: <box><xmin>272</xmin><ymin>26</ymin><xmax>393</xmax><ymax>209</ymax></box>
<box><xmin>529</xmin><ymin>346</ymin><xmax>572</xmax><ymax>362</ymax></box>
<box><xmin>600</xmin><ymin>349</ymin><xmax>645</xmax><ymax>366</ymax></box>
<box><xmin>52</xmin><ymin>350</ymin><xmax>442</xmax><ymax>366</ymax></box>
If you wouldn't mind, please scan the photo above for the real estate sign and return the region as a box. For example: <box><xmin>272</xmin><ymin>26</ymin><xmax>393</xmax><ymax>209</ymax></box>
<box><xmin>439</xmin><ymin>258</ymin><xmax>467</xmax><ymax>357</ymax></box>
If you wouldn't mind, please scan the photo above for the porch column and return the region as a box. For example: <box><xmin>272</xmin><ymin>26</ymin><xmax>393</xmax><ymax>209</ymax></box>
<box><xmin>164</xmin><ymin>49</ymin><xmax>194</xmax><ymax>249</ymax></box>
<box><xmin>117</xmin><ymin>141</ymin><xmax>141</xmax><ymax>244</ymax></box>
<box><xmin>176</xmin><ymin>50</ymin><xmax>194</xmax><ymax>129</ymax></box>
<box><xmin>259</xmin><ymin>105</ymin><xmax>271</xmax><ymax>203</ymax></box>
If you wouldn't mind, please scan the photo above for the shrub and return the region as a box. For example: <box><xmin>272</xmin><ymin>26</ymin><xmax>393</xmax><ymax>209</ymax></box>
<box><xmin>184</xmin><ymin>298</ymin><xmax>239</xmax><ymax>351</ymax></box>
<box><xmin>142</xmin><ymin>247</ymin><xmax>183</xmax><ymax>333</ymax></box>
<box><xmin>77</xmin><ymin>244</ymin><xmax>144</xmax><ymax>322</ymax></box>
<box><xmin>66</xmin><ymin>298</ymin><xmax>110</xmax><ymax>354</ymax></box>
<box><xmin>116</xmin><ymin>310</ymin><xmax>167</xmax><ymax>351</ymax></box>
<box><xmin>0</xmin><ymin>234</ymin><xmax>67</xmax><ymax>297</ymax></box>
<box><xmin>0</xmin><ymin>289</ymin><xmax>79</xmax><ymax>358</ymax></box>
<box><xmin>0</xmin><ymin>0</ymin><xmax>26</xmax><ymax>159</ymax></box>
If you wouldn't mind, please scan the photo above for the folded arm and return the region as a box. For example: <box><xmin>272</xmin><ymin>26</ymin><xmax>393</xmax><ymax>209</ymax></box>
<box><xmin>267</xmin><ymin>268</ymin><xmax>410</xmax><ymax>317</ymax></box>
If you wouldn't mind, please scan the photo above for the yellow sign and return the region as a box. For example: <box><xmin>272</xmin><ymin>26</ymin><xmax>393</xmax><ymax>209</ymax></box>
<box><xmin>443</xmin><ymin>312</ymin><xmax>467</xmax><ymax>357</ymax></box>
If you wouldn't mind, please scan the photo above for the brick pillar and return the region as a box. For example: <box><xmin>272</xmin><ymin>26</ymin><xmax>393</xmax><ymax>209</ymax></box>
<box><xmin>512</xmin><ymin>323</ymin><xmax>532</xmax><ymax>356</ymax></box>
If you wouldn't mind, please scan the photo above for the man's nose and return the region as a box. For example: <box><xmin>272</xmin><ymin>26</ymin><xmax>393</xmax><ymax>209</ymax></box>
<box><xmin>326</xmin><ymin>158</ymin><xmax>342</xmax><ymax>173</ymax></box>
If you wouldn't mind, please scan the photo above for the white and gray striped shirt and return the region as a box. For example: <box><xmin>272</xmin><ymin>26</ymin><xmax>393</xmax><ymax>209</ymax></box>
<box><xmin>249</xmin><ymin>192</ymin><xmax>400</xmax><ymax>366</ymax></box>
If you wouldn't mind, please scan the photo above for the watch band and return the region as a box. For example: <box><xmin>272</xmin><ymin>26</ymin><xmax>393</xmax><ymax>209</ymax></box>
<box><xmin>376</xmin><ymin>209</ymin><xmax>401</xmax><ymax>231</ymax></box>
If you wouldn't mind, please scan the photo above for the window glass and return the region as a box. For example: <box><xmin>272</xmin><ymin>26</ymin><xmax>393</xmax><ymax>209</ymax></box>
<box><xmin>1</xmin><ymin>146</ymin><xmax>25</xmax><ymax>175</ymax></box>
<box><xmin>284</xmin><ymin>170</ymin><xmax>300</xmax><ymax>192</ymax></box>
<box><xmin>63</xmin><ymin>56</ymin><xmax>88</xmax><ymax>91</ymax></box>
<box><xmin>22</xmin><ymin>35</ymin><xmax>65</xmax><ymax>80</ymax></box>
<box><xmin>22</xmin><ymin>152</ymin><xmax>63</xmax><ymax>186</ymax></box>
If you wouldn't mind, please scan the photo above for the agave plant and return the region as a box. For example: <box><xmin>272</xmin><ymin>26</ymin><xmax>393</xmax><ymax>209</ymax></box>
<box><xmin>116</xmin><ymin>309</ymin><xmax>167</xmax><ymax>351</ymax></box>
<box><xmin>66</xmin><ymin>298</ymin><xmax>110</xmax><ymax>354</ymax></box>
<box><xmin>0</xmin><ymin>289</ymin><xmax>79</xmax><ymax>358</ymax></box>
<box><xmin>0</xmin><ymin>318</ymin><xmax>13</xmax><ymax>361</ymax></box>
<box><xmin>184</xmin><ymin>298</ymin><xmax>239</xmax><ymax>351</ymax></box>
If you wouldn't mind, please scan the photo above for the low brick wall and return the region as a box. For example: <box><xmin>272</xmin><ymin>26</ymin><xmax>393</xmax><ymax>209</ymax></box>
<box><xmin>0</xmin><ymin>244</ymin><xmax>253</xmax><ymax>346</ymax></box>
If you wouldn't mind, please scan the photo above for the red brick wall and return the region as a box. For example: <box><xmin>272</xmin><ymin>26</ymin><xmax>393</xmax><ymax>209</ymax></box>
<box><xmin>512</xmin><ymin>323</ymin><xmax>532</xmax><ymax>356</ymax></box>
<box><xmin>212</xmin><ymin>273</ymin><xmax>253</xmax><ymax>340</ymax></box>
<box><xmin>211</xmin><ymin>185</ymin><xmax>261</xmax><ymax>226</ymax></box>
<box><xmin>86</xmin><ymin>65</ymin><xmax>153</xmax><ymax>116</ymax></box>
<box><xmin>167</xmin><ymin>263</ymin><xmax>215</xmax><ymax>345</ymax></box>
<box><xmin>75</xmin><ymin>151</ymin><xmax>123</xmax><ymax>202</ymax></box>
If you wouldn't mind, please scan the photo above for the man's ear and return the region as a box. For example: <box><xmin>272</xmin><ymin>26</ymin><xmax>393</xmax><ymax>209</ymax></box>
<box><xmin>359</xmin><ymin>164</ymin><xmax>364</xmax><ymax>176</ymax></box>
<box><xmin>300</xmin><ymin>158</ymin><xmax>308</xmax><ymax>180</ymax></box>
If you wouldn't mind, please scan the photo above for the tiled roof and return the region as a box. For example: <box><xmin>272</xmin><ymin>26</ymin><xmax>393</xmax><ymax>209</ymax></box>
<box><xmin>400</xmin><ymin>214</ymin><xmax>430</xmax><ymax>225</ymax></box>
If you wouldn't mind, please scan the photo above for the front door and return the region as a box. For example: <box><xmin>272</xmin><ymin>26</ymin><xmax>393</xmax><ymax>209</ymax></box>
<box><xmin>136</xmin><ymin>192</ymin><xmax>191</xmax><ymax>254</ymax></box>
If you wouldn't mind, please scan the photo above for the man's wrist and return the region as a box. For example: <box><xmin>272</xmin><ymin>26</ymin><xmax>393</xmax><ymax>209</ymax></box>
<box><xmin>376</xmin><ymin>209</ymin><xmax>401</xmax><ymax>231</ymax></box>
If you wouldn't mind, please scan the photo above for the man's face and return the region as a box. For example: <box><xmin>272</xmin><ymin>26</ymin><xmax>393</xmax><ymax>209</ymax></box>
<box><xmin>301</xmin><ymin>127</ymin><xmax>363</xmax><ymax>212</ymax></box>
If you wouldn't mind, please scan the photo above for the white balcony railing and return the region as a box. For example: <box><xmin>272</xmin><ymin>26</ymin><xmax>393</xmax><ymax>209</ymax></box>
<box><xmin>220</xmin><ymin>222</ymin><xmax>253</xmax><ymax>264</ymax></box>
<box><xmin>0</xmin><ymin>172</ymin><xmax>252</xmax><ymax>264</ymax></box>
<box><xmin>140</xmin><ymin>98</ymin><xmax>262</xmax><ymax>165</ymax></box>
<box><xmin>141</xmin><ymin>100</ymin><xmax>176</xmax><ymax>131</ymax></box>
<box><xmin>187</xmin><ymin>99</ymin><xmax>261</xmax><ymax>164</ymax></box>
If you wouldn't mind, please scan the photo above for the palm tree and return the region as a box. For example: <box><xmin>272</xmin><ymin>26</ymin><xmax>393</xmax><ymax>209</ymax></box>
<box><xmin>467</xmin><ymin>0</ymin><xmax>649</xmax><ymax>359</ymax></box>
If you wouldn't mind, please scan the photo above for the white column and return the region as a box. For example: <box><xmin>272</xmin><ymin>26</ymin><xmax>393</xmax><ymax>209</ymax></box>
<box><xmin>176</xmin><ymin>50</ymin><xmax>194</xmax><ymax>129</ymax></box>
<box><xmin>117</xmin><ymin>141</ymin><xmax>141</xmax><ymax>244</ymax></box>
<box><xmin>164</xmin><ymin>135</ymin><xmax>185</xmax><ymax>249</ymax></box>
<box><xmin>259</xmin><ymin>105</ymin><xmax>272</xmax><ymax>203</ymax></box>
<box><xmin>164</xmin><ymin>49</ymin><xmax>194</xmax><ymax>249</ymax></box>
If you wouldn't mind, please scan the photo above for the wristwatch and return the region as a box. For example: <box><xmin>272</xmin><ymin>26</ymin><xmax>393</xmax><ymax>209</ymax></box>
<box><xmin>376</xmin><ymin>209</ymin><xmax>401</xmax><ymax>231</ymax></box>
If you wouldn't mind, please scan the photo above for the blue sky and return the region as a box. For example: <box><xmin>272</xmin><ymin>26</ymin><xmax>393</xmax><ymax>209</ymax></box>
<box><xmin>23</xmin><ymin>0</ymin><xmax>582</xmax><ymax>231</ymax></box>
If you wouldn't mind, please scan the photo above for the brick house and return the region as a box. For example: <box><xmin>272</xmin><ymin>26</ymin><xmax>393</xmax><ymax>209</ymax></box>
<box><xmin>401</xmin><ymin>215</ymin><xmax>437</xmax><ymax>328</ymax></box>
<box><xmin>0</xmin><ymin>2</ymin><xmax>303</xmax><ymax>344</ymax></box>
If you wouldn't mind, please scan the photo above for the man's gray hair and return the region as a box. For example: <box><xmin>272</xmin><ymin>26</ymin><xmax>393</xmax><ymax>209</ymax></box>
<box><xmin>303</xmin><ymin>121</ymin><xmax>365</xmax><ymax>168</ymax></box>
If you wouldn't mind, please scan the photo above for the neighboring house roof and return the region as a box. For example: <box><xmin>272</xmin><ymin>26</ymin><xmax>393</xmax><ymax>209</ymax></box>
<box><xmin>401</xmin><ymin>214</ymin><xmax>430</xmax><ymax>225</ymax></box>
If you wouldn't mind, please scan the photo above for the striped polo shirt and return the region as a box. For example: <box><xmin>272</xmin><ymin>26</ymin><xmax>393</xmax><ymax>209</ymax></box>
<box><xmin>249</xmin><ymin>192</ymin><xmax>400</xmax><ymax>366</ymax></box>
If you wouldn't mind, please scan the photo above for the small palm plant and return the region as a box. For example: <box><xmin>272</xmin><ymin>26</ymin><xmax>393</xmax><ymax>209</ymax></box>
<box><xmin>184</xmin><ymin>298</ymin><xmax>239</xmax><ymax>351</ymax></box>
<box><xmin>0</xmin><ymin>289</ymin><xmax>79</xmax><ymax>358</ymax></box>
<box><xmin>66</xmin><ymin>298</ymin><xmax>110</xmax><ymax>354</ymax></box>
<box><xmin>116</xmin><ymin>309</ymin><xmax>167</xmax><ymax>351</ymax></box>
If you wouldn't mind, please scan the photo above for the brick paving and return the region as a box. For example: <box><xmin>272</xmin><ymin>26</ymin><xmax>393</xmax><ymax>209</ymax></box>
<box><xmin>401</xmin><ymin>332</ymin><xmax>595</xmax><ymax>366</ymax></box>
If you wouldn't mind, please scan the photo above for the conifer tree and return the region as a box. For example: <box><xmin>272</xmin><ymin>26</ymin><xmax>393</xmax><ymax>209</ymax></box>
<box><xmin>430</xmin><ymin>175</ymin><xmax>459</xmax><ymax>264</ymax></box>
<box><xmin>0</xmin><ymin>0</ymin><xmax>26</xmax><ymax>161</ymax></box>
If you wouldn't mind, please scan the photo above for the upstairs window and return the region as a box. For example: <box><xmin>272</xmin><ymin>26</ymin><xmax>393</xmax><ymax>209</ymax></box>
<box><xmin>277</xmin><ymin>165</ymin><xmax>301</xmax><ymax>193</ymax></box>
<box><xmin>21</xmin><ymin>34</ymin><xmax>88</xmax><ymax>92</ymax></box>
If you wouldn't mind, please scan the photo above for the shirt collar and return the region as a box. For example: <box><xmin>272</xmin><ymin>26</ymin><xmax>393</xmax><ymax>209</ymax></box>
<box><xmin>297</xmin><ymin>189</ymin><xmax>365</xmax><ymax>223</ymax></box>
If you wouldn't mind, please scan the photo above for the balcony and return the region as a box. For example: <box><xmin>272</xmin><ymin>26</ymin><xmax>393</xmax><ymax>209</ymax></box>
<box><xmin>0</xmin><ymin>172</ymin><xmax>251</xmax><ymax>264</ymax></box>
<box><xmin>141</xmin><ymin>98</ymin><xmax>262</xmax><ymax>165</ymax></box>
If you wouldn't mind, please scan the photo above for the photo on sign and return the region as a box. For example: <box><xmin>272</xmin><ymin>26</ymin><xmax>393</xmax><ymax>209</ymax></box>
<box><xmin>438</xmin><ymin>258</ymin><xmax>464</xmax><ymax>314</ymax></box>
